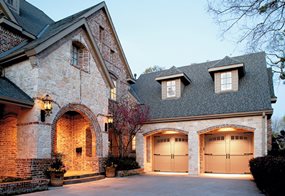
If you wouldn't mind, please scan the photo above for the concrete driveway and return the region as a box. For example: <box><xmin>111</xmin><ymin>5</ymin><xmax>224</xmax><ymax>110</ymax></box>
<box><xmin>24</xmin><ymin>174</ymin><xmax>262</xmax><ymax>196</ymax></box>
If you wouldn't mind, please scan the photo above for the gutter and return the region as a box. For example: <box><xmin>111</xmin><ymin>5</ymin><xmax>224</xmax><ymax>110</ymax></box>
<box><xmin>144</xmin><ymin>110</ymin><xmax>273</xmax><ymax>124</ymax></box>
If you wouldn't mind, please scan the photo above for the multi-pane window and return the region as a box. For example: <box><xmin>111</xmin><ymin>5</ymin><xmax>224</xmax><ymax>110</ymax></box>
<box><xmin>221</xmin><ymin>72</ymin><xmax>232</xmax><ymax>91</ymax></box>
<box><xmin>71</xmin><ymin>45</ymin><xmax>79</xmax><ymax>66</ymax></box>
<box><xmin>166</xmin><ymin>80</ymin><xmax>176</xmax><ymax>97</ymax></box>
<box><xmin>110</xmin><ymin>80</ymin><xmax>117</xmax><ymax>101</ymax></box>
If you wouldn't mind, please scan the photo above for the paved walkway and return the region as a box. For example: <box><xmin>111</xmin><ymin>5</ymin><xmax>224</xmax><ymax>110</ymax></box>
<box><xmin>24</xmin><ymin>174</ymin><xmax>262</xmax><ymax>196</ymax></box>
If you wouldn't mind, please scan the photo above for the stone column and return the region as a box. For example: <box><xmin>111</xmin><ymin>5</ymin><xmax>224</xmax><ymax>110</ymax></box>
<box><xmin>188</xmin><ymin>130</ymin><xmax>199</xmax><ymax>175</ymax></box>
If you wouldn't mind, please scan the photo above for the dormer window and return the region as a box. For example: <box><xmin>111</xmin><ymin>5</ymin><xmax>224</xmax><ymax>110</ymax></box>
<box><xmin>208</xmin><ymin>56</ymin><xmax>245</xmax><ymax>94</ymax></box>
<box><xmin>155</xmin><ymin>66</ymin><xmax>191</xmax><ymax>100</ymax></box>
<box><xmin>166</xmin><ymin>80</ymin><xmax>176</xmax><ymax>98</ymax></box>
<box><xmin>221</xmin><ymin>72</ymin><xmax>232</xmax><ymax>91</ymax></box>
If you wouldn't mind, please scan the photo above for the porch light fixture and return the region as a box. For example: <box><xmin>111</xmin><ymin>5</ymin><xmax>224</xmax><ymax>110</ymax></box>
<box><xmin>218</xmin><ymin>127</ymin><xmax>236</xmax><ymax>132</ymax></box>
<box><xmin>41</xmin><ymin>94</ymin><xmax>53</xmax><ymax>122</ymax></box>
<box><xmin>162</xmin><ymin>131</ymin><xmax>179</xmax><ymax>135</ymax></box>
<box><xmin>97</xmin><ymin>113</ymin><xmax>113</xmax><ymax>132</ymax></box>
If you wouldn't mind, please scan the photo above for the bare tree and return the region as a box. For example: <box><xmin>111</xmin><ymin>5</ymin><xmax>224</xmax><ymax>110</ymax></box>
<box><xmin>143</xmin><ymin>65</ymin><xmax>164</xmax><ymax>74</ymax></box>
<box><xmin>109</xmin><ymin>99</ymin><xmax>149</xmax><ymax>157</ymax></box>
<box><xmin>208</xmin><ymin>0</ymin><xmax>285</xmax><ymax>80</ymax></box>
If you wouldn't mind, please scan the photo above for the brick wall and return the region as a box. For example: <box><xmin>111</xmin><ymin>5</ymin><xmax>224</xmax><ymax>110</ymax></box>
<box><xmin>16</xmin><ymin>159</ymin><xmax>51</xmax><ymax>179</ymax></box>
<box><xmin>56</xmin><ymin>113</ymin><xmax>99</xmax><ymax>172</ymax></box>
<box><xmin>0</xmin><ymin>115</ymin><xmax>17</xmax><ymax>177</ymax></box>
<box><xmin>87</xmin><ymin>10</ymin><xmax>130</xmax><ymax>101</ymax></box>
<box><xmin>0</xmin><ymin>26</ymin><xmax>27</xmax><ymax>53</ymax></box>
<box><xmin>0</xmin><ymin>179</ymin><xmax>49</xmax><ymax>195</ymax></box>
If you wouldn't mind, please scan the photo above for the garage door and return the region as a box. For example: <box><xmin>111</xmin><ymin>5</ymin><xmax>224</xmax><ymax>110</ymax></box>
<box><xmin>153</xmin><ymin>134</ymin><xmax>188</xmax><ymax>172</ymax></box>
<box><xmin>204</xmin><ymin>132</ymin><xmax>253</xmax><ymax>174</ymax></box>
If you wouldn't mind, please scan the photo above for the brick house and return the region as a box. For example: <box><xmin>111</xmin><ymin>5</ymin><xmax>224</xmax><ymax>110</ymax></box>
<box><xmin>0</xmin><ymin>0</ymin><xmax>134</xmax><ymax>178</ymax></box>
<box><xmin>0</xmin><ymin>0</ymin><xmax>276</xmax><ymax>179</ymax></box>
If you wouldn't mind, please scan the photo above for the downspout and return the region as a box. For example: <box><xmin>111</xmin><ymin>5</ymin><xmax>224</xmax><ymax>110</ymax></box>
<box><xmin>262</xmin><ymin>112</ymin><xmax>266</xmax><ymax>156</ymax></box>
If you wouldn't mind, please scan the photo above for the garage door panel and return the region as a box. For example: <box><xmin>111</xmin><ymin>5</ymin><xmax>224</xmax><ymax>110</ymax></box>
<box><xmin>153</xmin><ymin>134</ymin><xmax>188</xmax><ymax>172</ymax></box>
<box><xmin>229</xmin><ymin>155</ymin><xmax>252</xmax><ymax>174</ymax></box>
<box><xmin>154</xmin><ymin>155</ymin><xmax>172</xmax><ymax>171</ymax></box>
<box><xmin>173</xmin><ymin>155</ymin><xmax>188</xmax><ymax>172</ymax></box>
<box><xmin>205</xmin><ymin>155</ymin><xmax>227</xmax><ymax>173</ymax></box>
<box><xmin>205</xmin><ymin>132</ymin><xmax>253</xmax><ymax>174</ymax></box>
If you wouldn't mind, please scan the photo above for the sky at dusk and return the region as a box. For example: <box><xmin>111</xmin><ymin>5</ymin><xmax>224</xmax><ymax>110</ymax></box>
<box><xmin>27</xmin><ymin>0</ymin><xmax>285</xmax><ymax>118</ymax></box>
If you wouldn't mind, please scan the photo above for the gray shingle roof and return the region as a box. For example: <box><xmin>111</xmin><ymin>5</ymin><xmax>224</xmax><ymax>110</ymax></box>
<box><xmin>0</xmin><ymin>77</ymin><xmax>34</xmax><ymax>107</ymax></box>
<box><xmin>0</xmin><ymin>2</ymin><xmax>103</xmax><ymax>59</ymax></box>
<box><xmin>132</xmin><ymin>52</ymin><xmax>273</xmax><ymax>120</ymax></box>
<box><xmin>11</xmin><ymin>0</ymin><xmax>54</xmax><ymax>36</ymax></box>
<box><xmin>210</xmin><ymin>56</ymin><xmax>242</xmax><ymax>69</ymax></box>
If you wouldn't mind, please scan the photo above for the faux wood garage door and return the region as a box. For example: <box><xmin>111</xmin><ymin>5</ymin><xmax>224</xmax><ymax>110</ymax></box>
<box><xmin>153</xmin><ymin>135</ymin><xmax>188</xmax><ymax>172</ymax></box>
<box><xmin>204</xmin><ymin>132</ymin><xmax>253</xmax><ymax>174</ymax></box>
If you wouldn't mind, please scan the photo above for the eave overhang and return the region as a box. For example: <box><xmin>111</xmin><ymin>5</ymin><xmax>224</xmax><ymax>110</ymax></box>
<box><xmin>208</xmin><ymin>63</ymin><xmax>245</xmax><ymax>80</ymax></box>
<box><xmin>155</xmin><ymin>73</ymin><xmax>191</xmax><ymax>85</ymax></box>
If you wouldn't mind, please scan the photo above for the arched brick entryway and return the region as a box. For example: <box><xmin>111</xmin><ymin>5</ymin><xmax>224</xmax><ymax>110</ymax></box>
<box><xmin>51</xmin><ymin>103</ymin><xmax>103</xmax><ymax>157</ymax></box>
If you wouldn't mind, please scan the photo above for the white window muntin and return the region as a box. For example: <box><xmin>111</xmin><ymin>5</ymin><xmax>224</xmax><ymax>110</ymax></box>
<box><xmin>166</xmin><ymin>80</ymin><xmax>176</xmax><ymax>97</ymax></box>
<box><xmin>221</xmin><ymin>71</ymin><xmax>232</xmax><ymax>91</ymax></box>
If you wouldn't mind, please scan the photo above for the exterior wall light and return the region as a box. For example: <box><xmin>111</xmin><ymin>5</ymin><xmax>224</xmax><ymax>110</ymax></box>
<box><xmin>97</xmin><ymin>113</ymin><xmax>113</xmax><ymax>132</ymax></box>
<box><xmin>41</xmin><ymin>94</ymin><xmax>53</xmax><ymax>122</ymax></box>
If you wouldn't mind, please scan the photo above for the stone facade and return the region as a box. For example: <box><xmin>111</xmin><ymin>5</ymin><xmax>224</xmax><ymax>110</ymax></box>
<box><xmin>1</xmin><ymin>11</ymin><xmax>127</xmax><ymax>178</ymax></box>
<box><xmin>137</xmin><ymin>115</ymin><xmax>267</xmax><ymax>175</ymax></box>
<box><xmin>0</xmin><ymin>25</ymin><xmax>27</xmax><ymax>53</ymax></box>
<box><xmin>87</xmin><ymin>10</ymin><xmax>131</xmax><ymax>101</ymax></box>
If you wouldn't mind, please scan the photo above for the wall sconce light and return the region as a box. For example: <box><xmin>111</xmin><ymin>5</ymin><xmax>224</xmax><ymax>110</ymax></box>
<box><xmin>41</xmin><ymin>94</ymin><xmax>53</xmax><ymax>122</ymax></box>
<box><xmin>97</xmin><ymin>113</ymin><xmax>113</xmax><ymax>132</ymax></box>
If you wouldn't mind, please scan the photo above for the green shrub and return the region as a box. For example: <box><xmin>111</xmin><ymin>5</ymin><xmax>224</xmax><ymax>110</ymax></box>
<box><xmin>104</xmin><ymin>156</ymin><xmax>140</xmax><ymax>171</ymax></box>
<box><xmin>250</xmin><ymin>155</ymin><xmax>285</xmax><ymax>196</ymax></box>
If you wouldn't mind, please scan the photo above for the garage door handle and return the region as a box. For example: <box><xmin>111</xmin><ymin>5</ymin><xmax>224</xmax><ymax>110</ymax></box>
<box><xmin>244</xmin><ymin>153</ymin><xmax>253</xmax><ymax>155</ymax></box>
<box><xmin>204</xmin><ymin>153</ymin><xmax>213</xmax><ymax>156</ymax></box>
<box><xmin>154</xmin><ymin>154</ymin><xmax>160</xmax><ymax>156</ymax></box>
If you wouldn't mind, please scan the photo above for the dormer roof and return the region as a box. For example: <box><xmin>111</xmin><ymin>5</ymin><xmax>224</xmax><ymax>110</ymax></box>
<box><xmin>208</xmin><ymin>56</ymin><xmax>245</xmax><ymax>79</ymax></box>
<box><xmin>155</xmin><ymin>66</ymin><xmax>191</xmax><ymax>85</ymax></box>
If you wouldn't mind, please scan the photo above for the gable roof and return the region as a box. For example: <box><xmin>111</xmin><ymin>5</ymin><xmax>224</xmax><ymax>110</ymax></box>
<box><xmin>12</xmin><ymin>0</ymin><xmax>53</xmax><ymax>36</ymax></box>
<box><xmin>0</xmin><ymin>77</ymin><xmax>34</xmax><ymax>107</ymax></box>
<box><xmin>132</xmin><ymin>52</ymin><xmax>273</xmax><ymax>121</ymax></box>
<box><xmin>155</xmin><ymin>66</ymin><xmax>191</xmax><ymax>85</ymax></box>
<box><xmin>0</xmin><ymin>1</ymin><xmax>133</xmax><ymax>87</ymax></box>
<box><xmin>208</xmin><ymin>56</ymin><xmax>245</xmax><ymax>79</ymax></box>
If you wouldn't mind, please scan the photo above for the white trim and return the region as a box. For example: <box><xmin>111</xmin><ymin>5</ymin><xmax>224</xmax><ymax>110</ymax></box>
<box><xmin>208</xmin><ymin>63</ymin><xmax>244</xmax><ymax>72</ymax></box>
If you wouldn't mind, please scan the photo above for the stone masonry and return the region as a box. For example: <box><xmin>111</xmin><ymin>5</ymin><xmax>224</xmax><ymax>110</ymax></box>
<box><xmin>137</xmin><ymin>115</ymin><xmax>267</xmax><ymax>175</ymax></box>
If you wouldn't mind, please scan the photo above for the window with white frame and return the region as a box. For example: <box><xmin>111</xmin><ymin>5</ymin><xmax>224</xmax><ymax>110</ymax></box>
<box><xmin>221</xmin><ymin>72</ymin><xmax>232</xmax><ymax>91</ymax></box>
<box><xmin>110</xmin><ymin>80</ymin><xmax>117</xmax><ymax>101</ymax></box>
<box><xmin>166</xmin><ymin>80</ymin><xmax>176</xmax><ymax>97</ymax></box>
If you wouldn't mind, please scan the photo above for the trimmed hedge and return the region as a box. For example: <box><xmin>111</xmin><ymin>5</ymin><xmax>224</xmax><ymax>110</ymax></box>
<box><xmin>250</xmin><ymin>156</ymin><xmax>285</xmax><ymax>196</ymax></box>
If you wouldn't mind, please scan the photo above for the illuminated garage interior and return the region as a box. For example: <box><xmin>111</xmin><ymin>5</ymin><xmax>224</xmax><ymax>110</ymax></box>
<box><xmin>200</xmin><ymin>127</ymin><xmax>254</xmax><ymax>174</ymax></box>
<box><xmin>144</xmin><ymin>130</ymin><xmax>188</xmax><ymax>173</ymax></box>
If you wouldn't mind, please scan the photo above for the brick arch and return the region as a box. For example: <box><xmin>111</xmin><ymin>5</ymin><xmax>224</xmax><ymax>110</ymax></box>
<box><xmin>143</xmin><ymin>128</ymin><xmax>188</xmax><ymax>136</ymax></box>
<box><xmin>198</xmin><ymin>124</ymin><xmax>255</xmax><ymax>135</ymax></box>
<box><xmin>51</xmin><ymin>103</ymin><xmax>103</xmax><ymax>157</ymax></box>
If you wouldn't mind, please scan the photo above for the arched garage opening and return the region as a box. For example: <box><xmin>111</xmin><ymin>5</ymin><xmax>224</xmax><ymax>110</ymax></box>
<box><xmin>199</xmin><ymin>125</ymin><xmax>254</xmax><ymax>174</ymax></box>
<box><xmin>144</xmin><ymin>129</ymin><xmax>188</xmax><ymax>173</ymax></box>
